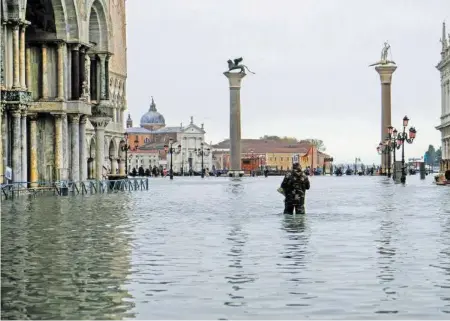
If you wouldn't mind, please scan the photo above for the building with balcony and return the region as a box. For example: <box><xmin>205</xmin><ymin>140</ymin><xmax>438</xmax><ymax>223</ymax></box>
<box><xmin>1</xmin><ymin>0</ymin><xmax>128</xmax><ymax>183</ymax></box>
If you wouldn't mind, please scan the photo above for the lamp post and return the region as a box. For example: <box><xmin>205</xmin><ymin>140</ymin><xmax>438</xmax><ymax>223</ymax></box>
<box><xmin>164</xmin><ymin>138</ymin><xmax>181</xmax><ymax>180</ymax></box>
<box><xmin>197</xmin><ymin>142</ymin><xmax>210</xmax><ymax>178</ymax></box>
<box><xmin>386</xmin><ymin>126</ymin><xmax>402</xmax><ymax>181</ymax></box>
<box><xmin>121</xmin><ymin>133</ymin><xmax>131</xmax><ymax>175</ymax></box>
<box><xmin>397</xmin><ymin>116</ymin><xmax>417</xmax><ymax>184</ymax></box>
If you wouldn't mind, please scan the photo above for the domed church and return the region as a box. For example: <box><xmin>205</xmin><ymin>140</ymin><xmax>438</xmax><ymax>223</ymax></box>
<box><xmin>125</xmin><ymin>97</ymin><xmax>212</xmax><ymax>173</ymax></box>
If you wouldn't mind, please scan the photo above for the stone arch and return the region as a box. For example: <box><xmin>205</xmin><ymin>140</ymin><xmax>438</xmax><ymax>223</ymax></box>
<box><xmin>24</xmin><ymin>0</ymin><xmax>79</xmax><ymax>40</ymax></box>
<box><xmin>87</xmin><ymin>0</ymin><xmax>109</xmax><ymax>51</ymax></box>
<box><xmin>108</xmin><ymin>138</ymin><xmax>117</xmax><ymax>158</ymax></box>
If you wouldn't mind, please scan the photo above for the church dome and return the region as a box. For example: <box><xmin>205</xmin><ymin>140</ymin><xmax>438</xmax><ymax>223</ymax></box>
<box><xmin>140</xmin><ymin>97</ymin><xmax>165</xmax><ymax>127</ymax></box>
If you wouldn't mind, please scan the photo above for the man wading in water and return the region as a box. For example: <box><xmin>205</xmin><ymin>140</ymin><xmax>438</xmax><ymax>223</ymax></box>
<box><xmin>279</xmin><ymin>163</ymin><xmax>310</xmax><ymax>214</ymax></box>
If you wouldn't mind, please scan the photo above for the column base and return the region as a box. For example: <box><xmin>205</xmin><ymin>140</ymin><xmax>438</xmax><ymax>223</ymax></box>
<box><xmin>228</xmin><ymin>170</ymin><xmax>244</xmax><ymax>178</ymax></box>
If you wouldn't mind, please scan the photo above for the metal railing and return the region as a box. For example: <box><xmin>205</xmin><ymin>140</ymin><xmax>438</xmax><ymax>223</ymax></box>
<box><xmin>0</xmin><ymin>178</ymin><xmax>149</xmax><ymax>201</ymax></box>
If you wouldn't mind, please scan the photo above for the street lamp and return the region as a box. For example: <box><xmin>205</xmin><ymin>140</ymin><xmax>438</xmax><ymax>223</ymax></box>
<box><xmin>398</xmin><ymin>116</ymin><xmax>417</xmax><ymax>184</ymax></box>
<box><xmin>197</xmin><ymin>142</ymin><xmax>210</xmax><ymax>178</ymax></box>
<box><xmin>164</xmin><ymin>138</ymin><xmax>181</xmax><ymax>180</ymax></box>
<box><xmin>385</xmin><ymin>126</ymin><xmax>402</xmax><ymax>181</ymax></box>
<box><xmin>121</xmin><ymin>133</ymin><xmax>131</xmax><ymax>175</ymax></box>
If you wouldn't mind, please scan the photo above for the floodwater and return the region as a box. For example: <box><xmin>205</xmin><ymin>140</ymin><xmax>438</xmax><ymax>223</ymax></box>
<box><xmin>1</xmin><ymin>175</ymin><xmax>450</xmax><ymax>319</ymax></box>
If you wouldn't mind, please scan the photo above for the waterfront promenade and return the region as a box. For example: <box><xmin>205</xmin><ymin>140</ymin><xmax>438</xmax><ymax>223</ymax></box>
<box><xmin>1</xmin><ymin>175</ymin><xmax>449</xmax><ymax>319</ymax></box>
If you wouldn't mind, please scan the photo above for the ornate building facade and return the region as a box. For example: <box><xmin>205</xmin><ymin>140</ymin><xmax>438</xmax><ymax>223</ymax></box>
<box><xmin>1</xmin><ymin>0</ymin><xmax>127</xmax><ymax>184</ymax></box>
<box><xmin>437</xmin><ymin>22</ymin><xmax>450</xmax><ymax>172</ymax></box>
<box><xmin>125</xmin><ymin>100</ymin><xmax>212</xmax><ymax>173</ymax></box>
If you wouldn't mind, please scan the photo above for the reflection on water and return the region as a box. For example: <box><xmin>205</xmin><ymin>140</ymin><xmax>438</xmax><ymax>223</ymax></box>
<box><xmin>1</xmin><ymin>196</ymin><xmax>136</xmax><ymax>320</ymax></box>
<box><xmin>1</xmin><ymin>176</ymin><xmax>450</xmax><ymax>319</ymax></box>
<box><xmin>224</xmin><ymin>225</ymin><xmax>255</xmax><ymax>307</ymax></box>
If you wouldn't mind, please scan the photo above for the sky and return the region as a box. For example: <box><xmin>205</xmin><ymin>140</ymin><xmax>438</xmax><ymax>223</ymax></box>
<box><xmin>125</xmin><ymin>0</ymin><xmax>448</xmax><ymax>164</ymax></box>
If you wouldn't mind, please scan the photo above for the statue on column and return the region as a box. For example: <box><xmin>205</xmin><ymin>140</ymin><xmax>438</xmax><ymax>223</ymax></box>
<box><xmin>369</xmin><ymin>41</ymin><xmax>396</xmax><ymax>66</ymax></box>
<box><xmin>226</xmin><ymin>57</ymin><xmax>256</xmax><ymax>74</ymax></box>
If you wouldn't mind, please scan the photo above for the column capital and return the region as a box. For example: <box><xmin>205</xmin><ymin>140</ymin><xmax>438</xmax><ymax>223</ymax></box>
<box><xmin>56</xmin><ymin>41</ymin><xmax>66</xmax><ymax>49</ymax></box>
<box><xmin>223</xmin><ymin>71</ymin><xmax>246</xmax><ymax>88</ymax></box>
<box><xmin>28</xmin><ymin>113</ymin><xmax>38</xmax><ymax>121</ymax></box>
<box><xmin>80</xmin><ymin>115</ymin><xmax>88</xmax><ymax>124</ymax></box>
<box><xmin>20</xmin><ymin>24</ymin><xmax>27</xmax><ymax>33</ymax></box>
<box><xmin>11</xmin><ymin>108</ymin><xmax>22</xmax><ymax>118</ymax></box>
<box><xmin>12</xmin><ymin>23</ymin><xmax>20</xmax><ymax>31</ymax></box>
<box><xmin>68</xmin><ymin>114</ymin><xmax>81</xmax><ymax>123</ymax></box>
<box><xmin>21</xmin><ymin>109</ymin><xmax>27</xmax><ymax>117</ymax></box>
<box><xmin>375</xmin><ymin>65</ymin><xmax>397</xmax><ymax>85</ymax></box>
<box><xmin>90</xmin><ymin>116</ymin><xmax>110</xmax><ymax>129</ymax></box>
<box><xmin>97</xmin><ymin>53</ymin><xmax>107</xmax><ymax>62</ymax></box>
<box><xmin>71</xmin><ymin>43</ymin><xmax>81</xmax><ymax>51</ymax></box>
<box><xmin>51</xmin><ymin>112</ymin><xmax>65</xmax><ymax>119</ymax></box>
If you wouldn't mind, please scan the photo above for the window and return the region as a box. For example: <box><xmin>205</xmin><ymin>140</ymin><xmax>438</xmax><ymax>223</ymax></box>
<box><xmin>144</xmin><ymin>137</ymin><xmax>150</xmax><ymax>143</ymax></box>
<box><xmin>281</xmin><ymin>157</ymin><xmax>283</xmax><ymax>161</ymax></box>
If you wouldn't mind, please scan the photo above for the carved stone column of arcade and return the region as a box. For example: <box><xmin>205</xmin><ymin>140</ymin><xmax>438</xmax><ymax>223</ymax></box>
<box><xmin>71</xmin><ymin>44</ymin><xmax>81</xmax><ymax>100</ymax></box>
<box><xmin>91</xmin><ymin>117</ymin><xmax>110</xmax><ymax>180</ymax></box>
<box><xmin>57</xmin><ymin>42</ymin><xmax>65</xmax><ymax>101</ymax></box>
<box><xmin>79</xmin><ymin>116</ymin><xmax>88</xmax><ymax>181</ymax></box>
<box><xmin>11</xmin><ymin>108</ymin><xmax>22</xmax><ymax>182</ymax></box>
<box><xmin>119</xmin><ymin>157</ymin><xmax>125</xmax><ymax>175</ymax></box>
<box><xmin>41</xmin><ymin>43</ymin><xmax>49</xmax><ymax>99</ymax></box>
<box><xmin>21</xmin><ymin>109</ymin><xmax>28</xmax><ymax>185</ymax></box>
<box><xmin>375</xmin><ymin>64</ymin><xmax>397</xmax><ymax>174</ymax></box>
<box><xmin>98</xmin><ymin>54</ymin><xmax>109</xmax><ymax>101</ymax></box>
<box><xmin>79</xmin><ymin>47</ymin><xmax>86</xmax><ymax>98</ymax></box>
<box><xmin>19</xmin><ymin>24</ymin><xmax>27</xmax><ymax>90</ymax></box>
<box><xmin>111</xmin><ymin>156</ymin><xmax>118</xmax><ymax>174</ymax></box>
<box><xmin>0</xmin><ymin>106</ymin><xmax>3</xmax><ymax>183</ymax></box>
<box><xmin>26</xmin><ymin>46</ymin><xmax>32</xmax><ymax>90</ymax></box>
<box><xmin>12</xmin><ymin>23</ymin><xmax>21</xmax><ymax>89</ymax></box>
<box><xmin>52</xmin><ymin>113</ymin><xmax>63</xmax><ymax>180</ymax></box>
<box><xmin>69</xmin><ymin>114</ymin><xmax>80</xmax><ymax>182</ymax></box>
<box><xmin>223</xmin><ymin>71</ymin><xmax>246</xmax><ymax>177</ymax></box>
<box><xmin>29</xmin><ymin>113</ymin><xmax>39</xmax><ymax>187</ymax></box>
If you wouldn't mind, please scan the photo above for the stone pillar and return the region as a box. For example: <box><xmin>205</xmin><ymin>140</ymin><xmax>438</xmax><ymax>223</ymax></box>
<box><xmin>57</xmin><ymin>42</ymin><xmax>65</xmax><ymax>100</ymax></box>
<box><xmin>90</xmin><ymin>55</ymin><xmax>97</xmax><ymax>101</ymax></box>
<box><xmin>11</xmin><ymin>109</ymin><xmax>22</xmax><ymax>182</ymax></box>
<box><xmin>0</xmin><ymin>106</ymin><xmax>3</xmax><ymax>183</ymax></box>
<box><xmin>111</xmin><ymin>157</ymin><xmax>118</xmax><ymax>174</ymax></box>
<box><xmin>41</xmin><ymin>44</ymin><xmax>49</xmax><ymax>99</ymax></box>
<box><xmin>84</xmin><ymin>54</ymin><xmax>91</xmax><ymax>102</ymax></box>
<box><xmin>12</xmin><ymin>23</ymin><xmax>20</xmax><ymax>89</ymax></box>
<box><xmin>69</xmin><ymin>115</ymin><xmax>80</xmax><ymax>182</ymax></box>
<box><xmin>98</xmin><ymin>54</ymin><xmax>107</xmax><ymax>100</ymax></box>
<box><xmin>375</xmin><ymin>64</ymin><xmax>397</xmax><ymax>174</ymax></box>
<box><xmin>21</xmin><ymin>110</ymin><xmax>28</xmax><ymax>185</ymax></box>
<box><xmin>19</xmin><ymin>24</ymin><xmax>27</xmax><ymax>89</ymax></box>
<box><xmin>71</xmin><ymin>44</ymin><xmax>80</xmax><ymax>100</ymax></box>
<box><xmin>105</xmin><ymin>54</ymin><xmax>111</xmax><ymax>100</ymax></box>
<box><xmin>119</xmin><ymin>158</ymin><xmax>125</xmax><ymax>175</ymax></box>
<box><xmin>29</xmin><ymin>113</ymin><xmax>38</xmax><ymax>187</ymax></box>
<box><xmin>26</xmin><ymin>46</ymin><xmax>31</xmax><ymax>90</ymax></box>
<box><xmin>224</xmin><ymin>71</ymin><xmax>246</xmax><ymax>177</ymax></box>
<box><xmin>79</xmin><ymin>47</ymin><xmax>86</xmax><ymax>94</ymax></box>
<box><xmin>53</xmin><ymin>113</ymin><xmax>63</xmax><ymax>180</ymax></box>
<box><xmin>91</xmin><ymin>117</ymin><xmax>110</xmax><ymax>180</ymax></box>
<box><xmin>79</xmin><ymin>116</ymin><xmax>87</xmax><ymax>181</ymax></box>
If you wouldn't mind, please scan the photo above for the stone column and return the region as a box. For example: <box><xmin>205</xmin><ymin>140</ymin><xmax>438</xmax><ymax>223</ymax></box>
<box><xmin>41</xmin><ymin>44</ymin><xmax>49</xmax><ymax>99</ymax></box>
<box><xmin>105</xmin><ymin>54</ymin><xmax>111</xmax><ymax>100</ymax></box>
<box><xmin>79</xmin><ymin>47</ymin><xmax>86</xmax><ymax>95</ymax></box>
<box><xmin>26</xmin><ymin>46</ymin><xmax>31</xmax><ymax>90</ymax></box>
<box><xmin>69</xmin><ymin>114</ymin><xmax>80</xmax><ymax>182</ymax></box>
<box><xmin>21</xmin><ymin>110</ymin><xmax>28</xmax><ymax>185</ymax></box>
<box><xmin>12</xmin><ymin>23</ymin><xmax>20</xmax><ymax>89</ymax></box>
<box><xmin>98</xmin><ymin>54</ymin><xmax>107</xmax><ymax>100</ymax></box>
<box><xmin>119</xmin><ymin>158</ymin><xmax>125</xmax><ymax>175</ymax></box>
<box><xmin>90</xmin><ymin>55</ymin><xmax>97</xmax><ymax>101</ymax></box>
<box><xmin>19</xmin><ymin>24</ymin><xmax>27</xmax><ymax>89</ymax></box>
<box><xmin>111</xmin><ymin>157</ymin><xmax>118</xmax><ymax>174</ymax></box>
<box><xmin>0</xmin><ymin>106</ymin><xmax>3</xmax><ymax>183</ymax></box>
<box><xmin>29</xmin><ymin>113</ymin><xmax>38</xmax><ymax>187</ymax></box>
<box><xmin>375</xmin><ymin>64</ymin><xmax>397</xmax><ymax>174</ymax></box>
<box><xmin>224</xmin><ymin>71</ymin><xmax>246</xmax><ymax>177</ymax></box>
<box><xmin>11</xmin><ymin>109</ymin><xmax>22</xmax><ymax>182</ymax></box>
<box><xmin>71</xmin><ymin>44</ymin><xmax>80</xmax><ymax>100</ymax></box>
<box><xmin>91</xmin><ymin>117</ymin><xmax>110</xmax><ymax>180</ymax></box>
<box><xmin>79</xmin><ymin>116</ymin><xmax>87</xmax><ymax>181</ymax></box>
<box><xmin>53</xmin><ymin>113</ymin><xmax>63</xmax><ymax>180</ymax></box>
<box><xmin>57</xmin><ymin>42</ymin><xmax>65</xmax><ymax>100</ymax></box>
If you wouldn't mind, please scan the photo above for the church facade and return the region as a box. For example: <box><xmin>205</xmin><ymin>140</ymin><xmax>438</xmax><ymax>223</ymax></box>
<box><xmin>125</xmin><ymin>99</ymin><xmax>212</xmax><ymax>173</ymax></box>
<box><xmin>1</xmin><ymin>0</ymin><xmax>127</xmax><ymax>184</ymax></box>
<box><xmin>437</xmin><ymin>22</ymin><xmax>450</xmax><ymax>172</ymax></box>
